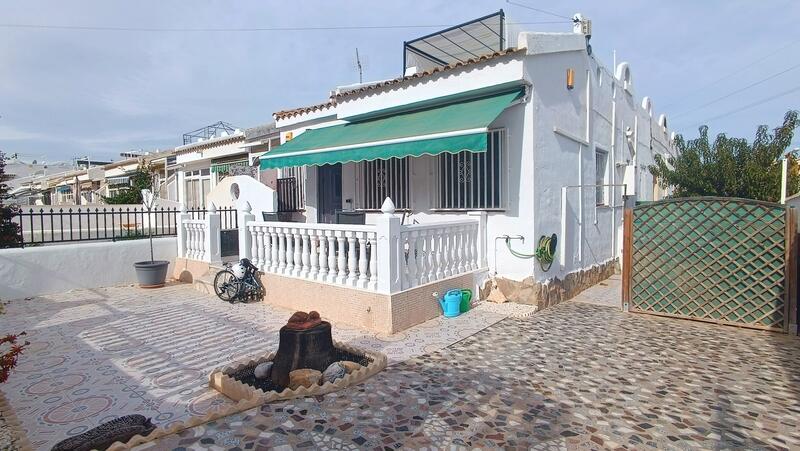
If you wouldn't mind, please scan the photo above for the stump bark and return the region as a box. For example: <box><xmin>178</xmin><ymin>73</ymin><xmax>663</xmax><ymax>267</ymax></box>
<box><xmin>270</xmin><ymin>321</ymin><xmax>336</xmax><ymax>388</ymax></box>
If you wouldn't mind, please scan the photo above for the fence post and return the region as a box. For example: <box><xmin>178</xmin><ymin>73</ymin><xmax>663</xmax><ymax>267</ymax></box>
<box><xmin>238</xmin><ymin>201</ymin><xmax>255</xmax><ymax>261</ymax></box>
<box><xmin>785</xmin><ymin>206</ymin><xmax>797</xmax><ymax>335</ymax></box>
<box><xmin>176</xmin><ymin>204</ymin><xmax>190</xmax><ymax>258</ymax></box>
<box><xmin>467</xmin><ymin>211</ymin><xmax>488</xmax><ymax>268</ymax></box>
<box><xmin>375</xmin><ymin>197</ymin><xmax>402</xmax><ymax>294</ymax></box>
<box><xmin>621</xmin><ymin>207</ymin><xmax>633</xmax><ymax>312</ymax></box>
<box><xmin>206</xmin><ymin>203</ymin><xmax>222</xmax><ymax>264</ymax></box>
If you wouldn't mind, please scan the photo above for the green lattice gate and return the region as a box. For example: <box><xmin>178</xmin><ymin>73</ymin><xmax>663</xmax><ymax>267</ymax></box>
<box><xmin>622</xmin><ymin>197</ymin><xmax>797</xmax><ymax>332</ymax></box>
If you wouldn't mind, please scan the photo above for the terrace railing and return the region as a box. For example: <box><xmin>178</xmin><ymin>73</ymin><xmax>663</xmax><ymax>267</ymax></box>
<box><xmin>178</xmin><ymin>198</ymin><xmax>487</xmax><ymax>294</ymax></box>
<box><xmin>11</xmin><ymin>205</ymin><xmax>236</xmax><ymax>247</ymax></box>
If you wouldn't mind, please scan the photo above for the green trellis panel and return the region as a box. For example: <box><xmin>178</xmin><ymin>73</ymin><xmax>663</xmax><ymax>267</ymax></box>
<box><xmin>630</xmin><ymin>197</ymin><xmax>788</xmax><ymax>331</ymax></box>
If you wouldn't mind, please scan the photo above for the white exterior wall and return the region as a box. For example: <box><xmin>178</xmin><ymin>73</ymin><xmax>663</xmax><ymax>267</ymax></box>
<box><xmin>0</xmin><ymin>237</ymin><xmax>177</xmax><ymax>299</ymax></box>
<box><xmin>270</xmin><ymin>31</ymin><xmax>675</xmax><ymax>284</ymax></box>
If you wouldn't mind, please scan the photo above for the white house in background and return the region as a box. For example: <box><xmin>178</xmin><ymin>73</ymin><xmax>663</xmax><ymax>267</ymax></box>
<box><xmin>175</xmin><ymin>12</ymin><xmax>676</xmax><ymax>332</ymax></box>
<box><xmin>174</xmin><ymin>129</ymin><xmax>247</xmax><ymax>209</ymax></box>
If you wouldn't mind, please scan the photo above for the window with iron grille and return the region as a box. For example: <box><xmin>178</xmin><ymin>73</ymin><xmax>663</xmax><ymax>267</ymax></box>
<box><xmin>595</xmin><ymin>148</ymin><xmax>608</xmax><ymax>205</ymax></box>
<box><xmin>278</xmin><ymin>166</ymin><xmax>306</xmax><ymax>210</ymax></box>
<box><xmin>435</xmin><ymin>129</ymin><xmax>505</xmax><ymax>210</ymax></box>
<box><xmin>356</xmin><ymin>157</ymin><xmax>411</xmax><ymax>210</ymax></box>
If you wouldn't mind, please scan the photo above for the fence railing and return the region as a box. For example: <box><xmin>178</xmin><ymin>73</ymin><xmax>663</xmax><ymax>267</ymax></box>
<box><xmin>247</xmin><ymin>221</ymin><xmax>378</xmax><ymax>290</ymax></box>
<box><xmin>11</xmin><ymin>206</ymin><xmax>236</xmax><ymax>247</ymax></box>
<box><xmin>177</xmin><ymin>199</ymin><xmax>487</xmax><ymax>294</ymax></box>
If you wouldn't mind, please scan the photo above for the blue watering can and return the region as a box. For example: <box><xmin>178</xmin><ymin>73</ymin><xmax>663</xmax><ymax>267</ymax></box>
<box><xmin>439</xmin><ymin>289</ymin><xmax>463</xmax><ymax>318</ymax></box>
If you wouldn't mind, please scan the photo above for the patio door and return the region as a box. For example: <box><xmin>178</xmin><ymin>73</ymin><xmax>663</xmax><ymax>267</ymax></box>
<box><xmin>317</xmin><ymin>163</ymin><xmax>342</xmax><ymax>224</ymax></box>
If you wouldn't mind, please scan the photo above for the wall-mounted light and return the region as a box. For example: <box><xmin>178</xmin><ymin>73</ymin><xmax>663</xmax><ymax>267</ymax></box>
<box><xmin>566</xmin><ymin>68</ymin><xmax>575</xmax><ymax>90</ymax></box>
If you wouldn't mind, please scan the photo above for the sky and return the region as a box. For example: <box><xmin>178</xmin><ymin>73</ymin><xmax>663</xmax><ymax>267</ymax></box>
<box><xmin>1</xmin><ymin>0</ymin><xmax>799</xmax><ymax>163</ymax></box>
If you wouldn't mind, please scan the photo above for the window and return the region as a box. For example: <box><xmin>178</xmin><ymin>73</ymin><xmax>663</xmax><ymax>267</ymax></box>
<box><xmin>184</xmin><ymin>169</ymin><xmax>211</xmax><ymax>209</ymax></box>
<box><xmin>356</xmin><ymin>157</ymin><xmax>410</xmax><ymax>210</ymax></box>
<box><xmin>435</xmin><ymin>129</ymin><xmax>505</xmax><ymax>210</ymax></box>
<box><xmin>595</xmin><ymin>148</ymin><xmax>609</xmax><ymax>205</ymax></box>
<box><xmin>278</xmin><ymin>166</ymin><xmax>306</xmax><ymax>210</ymax></box>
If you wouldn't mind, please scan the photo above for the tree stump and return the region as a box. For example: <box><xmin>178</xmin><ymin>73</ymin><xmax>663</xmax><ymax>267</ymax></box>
<box><xmin>269</xmin><ymin>321</ymin><xmax>336</xmax><ymax>389</ymax></box>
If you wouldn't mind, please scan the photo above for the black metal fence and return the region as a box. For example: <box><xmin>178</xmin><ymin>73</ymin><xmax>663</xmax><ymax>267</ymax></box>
<box><xmin>277</xmin><ymin>177</ymin><xmax>299</xmax><ymax>212</ymax></box>
<box><xmin>11</xmin><ymin>206</ymin><xmax>237</xmax><ymax>247</ymax></box>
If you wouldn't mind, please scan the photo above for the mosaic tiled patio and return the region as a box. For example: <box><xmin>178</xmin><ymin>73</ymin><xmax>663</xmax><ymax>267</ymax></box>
<box><xmin>3</xmin><ymin>277</ymin><xmax>800</xmax><ymax>450</ymax></box>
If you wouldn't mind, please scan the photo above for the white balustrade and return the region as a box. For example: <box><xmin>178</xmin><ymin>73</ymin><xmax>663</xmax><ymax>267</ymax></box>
<box><xmin>181</xmin><ymin>219</ymin><xmax>208</xmax><ymax>262</ymax></box>
<box><xmin>246</xmin><ymin>222</ymin><xmax>378</xmax><ymax>291</ymax></box>
<box><xmin>226</xmin><ymin>214</ymin><xmax>481</xmax><ymax>294</ymax></box>
<box><xmin>399</xmin><ymin>219</ymin><xmax>480</xmax><ymax>290</ymax></box>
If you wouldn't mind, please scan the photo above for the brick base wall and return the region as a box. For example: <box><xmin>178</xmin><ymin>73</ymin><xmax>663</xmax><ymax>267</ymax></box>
<box><xmin>260</xmin><ymin>270</ymin><xmax>484</xmax><ymax>334</ymax></box>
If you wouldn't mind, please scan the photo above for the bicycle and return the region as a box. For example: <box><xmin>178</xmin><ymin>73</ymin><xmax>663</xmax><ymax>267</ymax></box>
<box><xmin>213</xmin><ymin>258</ymin><xmax>264</xmax><ymax>303</ymax></box>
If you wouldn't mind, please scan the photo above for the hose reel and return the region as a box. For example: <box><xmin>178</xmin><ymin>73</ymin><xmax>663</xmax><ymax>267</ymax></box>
<box><xmin>504</xmin><ymin>233</ymin><xmax>558</xmax><ymax>272</ymax></box>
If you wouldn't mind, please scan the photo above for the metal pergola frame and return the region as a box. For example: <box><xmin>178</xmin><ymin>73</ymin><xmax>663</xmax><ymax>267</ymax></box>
<box><xmin>182</xmin><ymin>121</ymin><xmax>238</xmax><ymax>145</ymax></box>
<box><xmin>402</xmin><ymin>9</ymin><xmax>505</xmax><ymax>74</ymax></box>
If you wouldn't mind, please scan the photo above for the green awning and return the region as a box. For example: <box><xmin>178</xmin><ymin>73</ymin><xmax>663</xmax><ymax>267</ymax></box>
<box><xmin>211</xmin><ymin>160</ymin><xmax>248</xmax><ymax>173</ymax></box>
<box><xmin>260</xmin><ymin>88</ymin><xmax>523</xmax><ymax>169</ymax></box>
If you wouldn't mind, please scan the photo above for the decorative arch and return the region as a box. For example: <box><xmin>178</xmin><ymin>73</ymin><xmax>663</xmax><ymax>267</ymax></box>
<box><xmin>641</xmin><ymin>96</ymin><xmax>652</xmax><ymax>116</ymax></box>
<box><xmin>615</xmin><ymin>62</ymin><xmax>632</xmax><ymax>90</ymax></box>
<box><xmin>658</xmin><ymin>114</ymin><xmax>668</xmax><ymax>131</ymax></box>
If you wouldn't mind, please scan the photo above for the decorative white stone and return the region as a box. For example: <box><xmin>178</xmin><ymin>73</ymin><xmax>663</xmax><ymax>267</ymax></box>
<box><xmin>322</xmin><ymin>362</ymin><xmax>346</xmax><ymax>383</ymax></box>
<box><xmin>254</xmin><ymin>361</ymin><xmax>273</xmax><ymax>379</ymax></box>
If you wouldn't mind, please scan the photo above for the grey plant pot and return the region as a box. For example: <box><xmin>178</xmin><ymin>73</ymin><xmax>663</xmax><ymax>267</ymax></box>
<box><xmin>134</xmin><ymin>260</ymin><xmax>170</xmax><ymax>288</ymax></box>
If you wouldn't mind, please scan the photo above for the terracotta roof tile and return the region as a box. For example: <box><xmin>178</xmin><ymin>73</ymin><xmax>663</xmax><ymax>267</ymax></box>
<box><xmin>272</xmin><ymin>48</ymin><xmax>523</xmax><ymax>121</ymax></box>
<box><xmin>333</xmin><ymin>48</ymin><xmax>524</xmax><ymax>101</ymax></box>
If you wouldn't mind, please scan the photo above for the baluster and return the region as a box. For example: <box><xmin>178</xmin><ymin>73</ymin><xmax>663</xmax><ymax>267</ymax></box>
<box><xmin>424</xmin><ymin>230</ymin><xmax>434</xmax><ymax>282</ymax></box>
<box><xmin>293</xmin><ymin>230</ymin><xmax>303</xmax><ymax>276</ymax></box>
<box><xmin>190</xmin><ymin>223</ymin><xmax>196</xmax><ymax>260</ymax></box>
<box><xmin>368</xmin><ymin>233</ymin><xmax>378</xmax><ymax>291</ymax></box>
<box><xmin>446</xmin><ymin>227</ymin><xmax>456</xmax><ymax>275</ymax></box>
<box><xmin>336</xmin><ymin>232</ymin><xmax>347</xmax><ymax>284</ymax></box>
<box><xmin>318</xmin><ymin>230</ymin><xmax>329</xmax><ymax>281</ymax></box>
<box><xmin>250</xmin><ymin>226</ymin><xmax>259</xmax><ymax>267</ymax></box>
<box><xmin>358</xmin><ymin>232</ymin><xmax>368</xmax><ymax>288</ymax></box>
<box><xmin>185</xmin><ymin>223</ymin><xmax>192</xmax><ymax>259</ymax></box>
<box><xmin>456</xmin><ymin>226</ymin><xmax>466</xmax><ymax>274</ymax></box>
<box><xmin>418</xmin><ymin>229</ymin><xmax>428</xmax><ymax>284</ymax></box>
<box><xmin>197</xmin><ymin>225</ymin><xmax>205</xmax><ymax>261</ymax></box>
<box><xmin>256</xmin><ymin>227</ymin><xmax>265</xmax><ymax>270</ymax></box>
<box><xmin>406</xmin><ymin>231</ymin><xmax>418</xmax><ymax>289</ymax></box>
<box><xmin>270</xmin><ymin>228</ymin><xmax>279</xmax><ymax>272</ymax></box>
<box><xmin>346</xmin><ymin>232</ymin><xmax>358</xmax><ymax>286</ymax></box>
<box><xmin>262</xmin><ymin>226</ymin><xmax>272</xmax><ymax>271</ymax></box>
<box><xmin>434</xmin><ymin>229</ymin><xmax>444</xmax><ymax>281</ymax></box>
<box><xmin>278</xmin><ymin>228</ymin><xmax>287</xmax><ymax>271</ymax></box>
<box><xmin>470</xmin><ymin>225</ymin><xmax>479</xmax><ymax>269</ymax></box>
<box><xmin>285</xmin><ymin>228</ymin><xmax>295</xmax><ymax>274</ymax></box>
<box><xmin>310</xmin><ymin>231</ymin><xmax>319</xmax><ymax>279</ymax></box>
<box><xmin>326</xmin><ymin>232</ymin><xmax>337</xmax><ymax>283</ymax></box>
<box><xmin>301</xmin><ymin>230</ymin><xmax>311</xmax><ymax>278</ymax></box>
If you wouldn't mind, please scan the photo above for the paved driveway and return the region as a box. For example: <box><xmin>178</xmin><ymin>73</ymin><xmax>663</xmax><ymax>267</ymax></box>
<box><xmin>1</xmin><ymin>284</ymin><xmax>529</xmax><ymax>450</ymax></box>
<box><xmin>149</xmin><ymin>279</ymin><xmax>800</xmax><ymax>450</ymax></box>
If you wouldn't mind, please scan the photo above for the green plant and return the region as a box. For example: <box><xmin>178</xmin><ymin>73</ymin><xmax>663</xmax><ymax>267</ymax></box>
<box><xmin>0</xmin><ymin>150</ymin><xmax>22</xmax><ymax>248</ymax></box>
<box><xmin>650</xmin><ymin>110</ymin><xmax>800</xmax><ymax>202</ymax></box>
<box><xmin>102</xmin><ymin>164</ymin><xmax>155</xmax><ymax>205</ymax></box>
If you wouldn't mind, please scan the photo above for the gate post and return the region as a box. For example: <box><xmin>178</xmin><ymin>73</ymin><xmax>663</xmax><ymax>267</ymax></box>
<box><xmin>785</xmin><ymin>207</ymin><xmax>797</xmax><ymax>334</ymax></box>
<box><xmin>238</xmin><ymin>201</ymin><xmax>255</xmax><ymax>261</ymax></box>
<box><xmin>621</xmin><ymin>208</ymin><xmax>633</xmax><ymax>312</ymax></box>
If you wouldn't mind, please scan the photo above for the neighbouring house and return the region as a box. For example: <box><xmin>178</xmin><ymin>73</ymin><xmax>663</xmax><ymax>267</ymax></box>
<box><xmin>175</xmin><ymin>12</ymin><xmax>676</xmax><ymax>333</ymax></box>
<box><xmin>174</xmin><ymin>125</ymin><xmax>247</xmax><ymax>210</ymax></box>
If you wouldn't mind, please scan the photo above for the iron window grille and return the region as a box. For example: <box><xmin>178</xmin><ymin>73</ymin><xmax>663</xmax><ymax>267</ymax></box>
<box><xmin>356</xmin><ymin>157</ymin><xmax>411</xmax><ymax>210</ymax></box>
<box><xmin>278</xmin><ymin>166</ymin><xmax>306</xmax><ymax>210</ymax></box>
<box><xmin>435</xmin><ymin>129</ymin><xmax>505</xmax><ymax>210</ymax></box>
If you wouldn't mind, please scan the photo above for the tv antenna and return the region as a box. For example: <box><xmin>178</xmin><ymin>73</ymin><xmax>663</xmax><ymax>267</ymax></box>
<box><xmin>353</xmin><ymin>48</ymin><xmax>366</xmax><ymax>84</ymax></box>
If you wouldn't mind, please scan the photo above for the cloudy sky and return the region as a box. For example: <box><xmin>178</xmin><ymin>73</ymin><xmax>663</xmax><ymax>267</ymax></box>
<box><xmin>1</xmin><ymin>0</ymin><xmax>799</xmax><ymax>163</ymax></box>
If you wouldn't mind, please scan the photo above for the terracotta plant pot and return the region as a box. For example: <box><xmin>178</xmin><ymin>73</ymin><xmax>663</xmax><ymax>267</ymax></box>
<box><xmin>134</xmin><ymin>260</ymin><xmax>169</xmax><ymax>288</ymax></box>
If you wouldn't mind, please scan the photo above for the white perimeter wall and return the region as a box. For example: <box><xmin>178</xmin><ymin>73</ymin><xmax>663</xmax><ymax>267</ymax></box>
<box><xmin>0</xmin><ymin>237</ymin><xmax>177</xmax><ymax>299</ymax></box>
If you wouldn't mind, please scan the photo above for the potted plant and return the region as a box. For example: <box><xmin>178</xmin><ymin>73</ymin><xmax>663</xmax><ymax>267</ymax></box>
<box><xmin>133</xmin><ymin>188</ymin><xmax>170</xmax><ymax>288</ymax></box>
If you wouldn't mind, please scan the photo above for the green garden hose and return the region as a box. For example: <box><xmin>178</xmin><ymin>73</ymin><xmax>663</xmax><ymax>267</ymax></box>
<box><xmin>504</xmin><ymin>234</ymin><xmax>558</xmax><ymax>272</ymax></box>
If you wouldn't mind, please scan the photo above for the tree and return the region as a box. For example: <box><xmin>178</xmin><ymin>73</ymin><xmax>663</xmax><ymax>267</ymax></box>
<box><xmin>650</xmin><ymin>110</ymin><xmax>800</xmax><ymax>203</ymax></box>
<box><xmin>102</xmin><ymin>164</ymin><xmax>155</xmax><ymax>205</ymax></box>
<box><xmin>0</xmin><ymin>150</ymin><xmax>22</xmax><ymax>248</ymax></box>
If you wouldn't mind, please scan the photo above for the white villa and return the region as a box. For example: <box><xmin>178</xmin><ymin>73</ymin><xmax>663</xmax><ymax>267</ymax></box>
<box><xmin>173</xmin><ymin>12</ymin><xmax>676</xmax><ymax>333</ymax></box>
